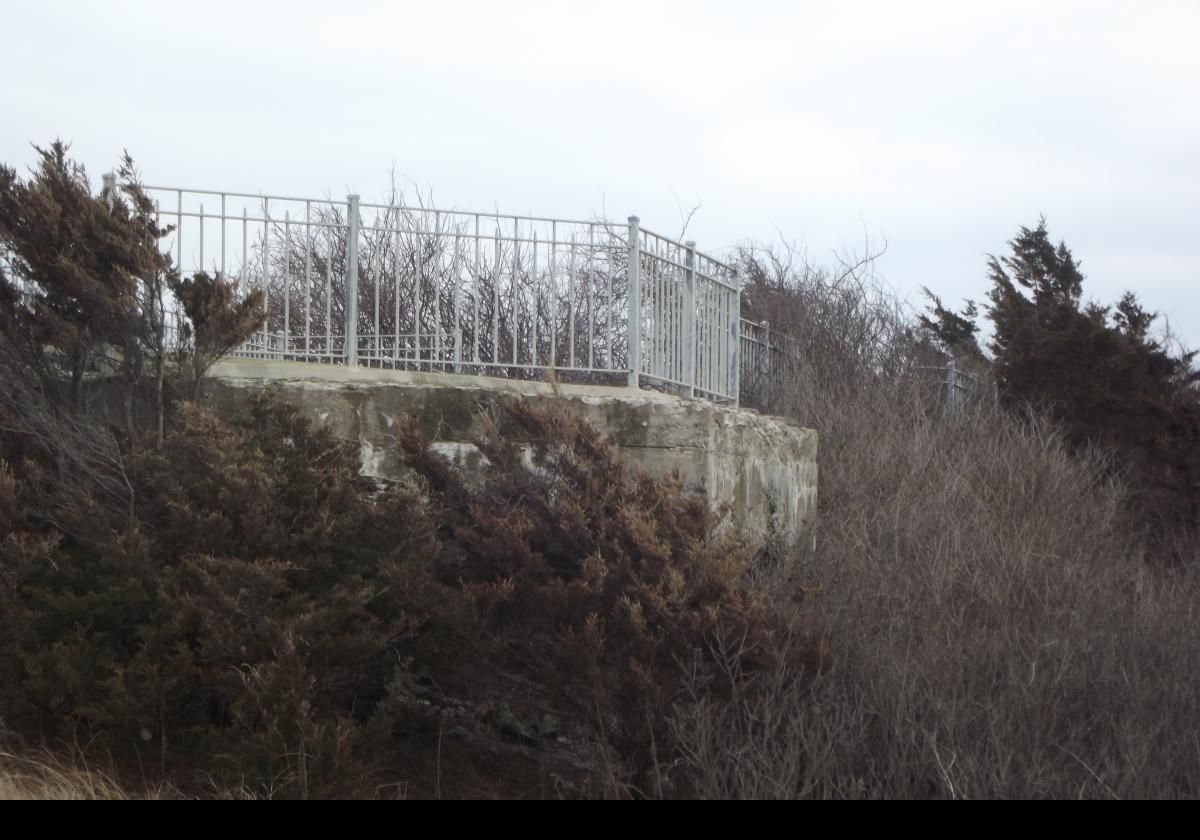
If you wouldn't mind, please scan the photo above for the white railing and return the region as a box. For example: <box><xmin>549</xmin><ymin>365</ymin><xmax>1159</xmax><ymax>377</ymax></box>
<box><xmin>630</xmin><ymin>221</ymin><xmax>741</xmax><ymax>403</ymax></box>
<box><xmin>919</xmin><ymin>356</ymin><xmax>981</xmax><ymax>414</ymax></box>
<box><xmin>738</xmin><ymin>318</ymin><xmax>810</xmax><ymax>410</ymax></box>
<box><xmin>742</xmin><ymin>313</ymin><xmax>982</xmax><ymax>415</ymax></box>
<box><xmin>144</xmin><ymin>183</ymin><xmax>745</xmax><ymax>404</ymax></box>
<box><xmin>9</xmin><ymin>176</ymin><xmax>987</xmax><ymax>415</ymax></box>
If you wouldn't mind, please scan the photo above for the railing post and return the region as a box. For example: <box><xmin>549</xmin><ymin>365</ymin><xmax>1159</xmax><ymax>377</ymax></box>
<box><xmin>730</xmin><ymin>268</ymin><xmax>741</xmax><ymax>406</ymax></box>
<box><xmin>101</xmin><ymin>172</ymin><xmax>116</xmax><ymax>210</ymax></box>
<box><xmin>683</xmin><ymin>241</ymin><xmax>697</xmax><ymax>398</ymax></box>
<box><xmin>946</xmin><ymin>355</ymin><xmax>958</xmax><ymax>415</ymax></box>
<box><xmin>627</xmin><ymin>215</ymin><xmax>641</xmax><ymax>389</ymax></box>
<box><xmin>761</xmin><ymin>320</ymin><xmax>771</xmax><ymax>383</ymax></box>
<box><xmin>345</xmin><ymin>194</ymin><xmax>361</xmax><ymax>366</ymax></box>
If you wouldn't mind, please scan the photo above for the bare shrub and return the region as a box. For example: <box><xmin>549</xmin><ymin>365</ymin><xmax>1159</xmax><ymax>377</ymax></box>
<box><xmin>670</xmin><ymin>242</ymin><xmax>1200</xmax><ymax>799</ymax></box>
<box><xmin>243</xmin><ymin>180</ymin><xmax>633</xmax><ymax>383</ymax></box>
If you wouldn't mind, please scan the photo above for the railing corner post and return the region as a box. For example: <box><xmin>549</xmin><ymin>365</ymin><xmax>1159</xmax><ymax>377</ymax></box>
<box><xmin>345</xmin><ymin>194</ymin><xmax>361</xmax><ymax>367</ymax></box>
<box><xmin>683</xmin><ymin>241</ymin><xmax>697</xmax><ymax>399</ymax></box>
<box><xmin>730</xmin><ymin>268</ymin><xmax>741</xmax><ymax>407</ymax></box>
<box><xmin>627</xmin><ymin>215</ymin><xmax>641</xmax><ymax>389</ymax></box>
<box><xmin>946</xmin><ymin>354</ymin><xmax>958</xmax><ymax>415</ymax></box>
<box><xmin>761</xmin><ymin>319</ymin><xmax>771</xmax><ymax>381</ymax></box>
<box><xmin>101</xmin><ymin>172</ymin><xmax>116</xmax><ymax>210</ymax></box>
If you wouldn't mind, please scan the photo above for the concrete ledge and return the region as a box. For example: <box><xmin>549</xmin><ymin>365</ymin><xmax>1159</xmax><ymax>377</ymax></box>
<box><xmin>208</xmin><ymin>360</ymin><xmax>818</xmax><ymax>546</ymax></box>
<box><xmin>212</xmin><ymin>358</ymin><xmax>669</xmax><ymax>401</ymax></box>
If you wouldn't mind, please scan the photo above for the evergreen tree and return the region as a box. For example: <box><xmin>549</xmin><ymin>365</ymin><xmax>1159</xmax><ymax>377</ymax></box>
<box><xmin>926</xmin><ymin>218</ymin><xmax>1200</xmax><ymax>540</ymax></box>
<box><xmin>918</xmin><ymin>288</ymin><xmax>983</xmax><ymax>360</ymax></box>
<box><xmin>0</xmin><ymin>142</ymin><xmax>263</xmax><ymax>445</ymax></box>
<box><xmin>0</xmin><ymin>142</ymin><xmax>152</xmax><ymax>410</ymax></box>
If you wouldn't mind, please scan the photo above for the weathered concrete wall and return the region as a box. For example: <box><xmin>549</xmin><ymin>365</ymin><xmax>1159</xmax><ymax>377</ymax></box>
<box><xmin>207</xmin><ymin>359</ymin><xmax>817</xmax><ymax>546</ymax></box>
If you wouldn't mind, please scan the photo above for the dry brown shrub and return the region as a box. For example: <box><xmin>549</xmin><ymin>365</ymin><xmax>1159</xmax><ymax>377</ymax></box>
<box><xmin>669</xmin><ymin>244</ymin><xmax>1200</xmax><ymax>799</ymax></box>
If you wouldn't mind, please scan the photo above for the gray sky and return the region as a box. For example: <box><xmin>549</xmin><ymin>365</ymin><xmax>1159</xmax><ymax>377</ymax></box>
<box><xmin>5</xmin><ymin>0</ymin><xmax>1200</xmax><ymax>345</ymax></box>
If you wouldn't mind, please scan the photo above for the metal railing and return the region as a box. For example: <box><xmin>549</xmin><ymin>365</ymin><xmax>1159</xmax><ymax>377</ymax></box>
<box><xmin>5</xmin><ymin>175</ymin><xmax>989</xmax><ymax>415</ymax></box>
<box><xmin>919</xmin><ymin>356</ymin><xmax>981</xmax><ymax>414</ymax></box>
<box><xmin>739</xmin><ymin>318</ymin><xmax>801</xmax><ymax>402</ymax></box>
<box><xmin>144</xmin><ymin>183</ymin><xmax>748</xmax><ymax>404</ymax></box>
<box><xmin>740</xmin><ymin>316</ymin><xmax>981</xmax><ymax>416</ymax></box>
<box><xmin>631</xmin><ymin>222</ymin><xmax>741</xmax><ymax>403</ymax></box>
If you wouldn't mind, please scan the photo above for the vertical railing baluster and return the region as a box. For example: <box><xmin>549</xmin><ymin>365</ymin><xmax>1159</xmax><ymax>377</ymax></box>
<box><xmin>511</xmin><ymin>218</ymin><xmax>519</xmax><ymax>367</ymax></box>
<box><xmin>393</xmin><ymin>225</ymin><xmax>401</xmax><ymax>365</ymax></box>
<box><xmin>532</xmin><ymin>231</ymin><xmax>539</xmax><ymax>366</ymax></box>
<box><xmin>220</xmin><ymin>193</ymin><xmax>226</xmax><ymax>278</ymax></box>
<box><xmin>454</xmin><ymin>230</ymin><xmax>463</xmax><ymax>373</ymax></box>
<box><xmin>588</xmin><ymin>223</ymin><xmax>595</xmax><ymax>371</ymax></box>
<box><xmin>345</xmin><ymin>194</ymin><xmax>360</xmax><ymax>366</ymax></box>
<box><xmin>730</xmin><ymin>271</ymin><xmax>741</xmax><ymax>404</ymax></box>
<box><xmin>262</xmin><ymin>204</ymin><xmax>270</xmax><ymax>354</ymax></box>
<box><xmin>325</xmin><ymin>224</ymin><xmax>333</xmax><ymax>360</ymax></box>
<box><xmin>473</xmin><ymin>215</ymin><xmax>481</xmax><ymax>365</ymax></box>
<box><xmin>416</xmin><ymin>217</ymin><xmax>424</xmax><ymax>370</ymax></box>
<box><xmin>550</xmin><ymin>221</ymin><xmax>557</xmax><ymax>368</ymax></box>
<box><xmin>684</xmin><ymin>242</ymin><xmax>696</xmax><ymax>398</ymax></box>
<box><xmin>435</xmin><ymin>219</ymin><xmax>443</xmax><ymax>368</ymax></box>
<box><xmin>606</xmin><ymin>225</ymin><xmax>614</xmax><ymax>370</ymax></box>
<box><xmin>627</xmin><ymin>216</ymin><xmax>640</xmax><ymax>388</ymax></box>
<box><xmin>568</xmin><ymin>232</ymin><xmax>577</xmax><ymax>369</ymax></box>
<box><xmin>241</xmin><ymin>207</ymin><xmax>247</xmax><ymax>298</ymax></box>
<box><xmin>283</xmin><ymin>211</ymin><xmax>291</xmax><ymax>357</ymax></box>
<box><xmin>373</xmin><ymin>216</ymin><xmax>380</xmax><ymax>367</ymax></box>
<box><xmin>176</xmin><ymin>190</ymin><xmax>183</xmax><ymax>271</ymax></box>
<box><xmin>492</xmin><ymin>225</ymin><xmax>500</xmax><ymax>366</ymax></box>
<box><xmin>304</xmin><ymin>201</ymin><xmax>311</xmax><ymax>360</ymax></box>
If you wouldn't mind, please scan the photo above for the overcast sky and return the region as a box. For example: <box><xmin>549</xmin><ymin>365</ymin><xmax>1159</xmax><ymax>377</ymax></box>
<box><xmin>5</xmin><ymin>1</ymin><xmax>1200</xmax><ymax>345</ymax></box>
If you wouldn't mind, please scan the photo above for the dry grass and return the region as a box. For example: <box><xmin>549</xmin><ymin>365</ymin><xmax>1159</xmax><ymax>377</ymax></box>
<box><xmin>0</xmin><ymin>752</ymin><xmax>143</xmax><ymax>800</ymax></box>
<box><xmin>668</xmin><ymin>249</ymin><xmax>1200</xmax><ymax>798</ymax></box>
<box><xmin>0</xmin><ymin>751</ymin><xmax>271</xmax><ymax>800</ymax></box>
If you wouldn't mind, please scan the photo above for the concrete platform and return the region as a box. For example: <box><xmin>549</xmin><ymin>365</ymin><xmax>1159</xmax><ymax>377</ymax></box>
<box><xmin>208</xmin><ymin>359</ymin><xmax>818</xmax><ymax>546</ymax></box>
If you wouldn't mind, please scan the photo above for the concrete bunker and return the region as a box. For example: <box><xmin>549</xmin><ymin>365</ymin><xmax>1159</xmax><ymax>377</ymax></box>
<box><xmin>206</xmin><ymin>359</ymin><xmax>818</xmax><ymax>547</ymax></box>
